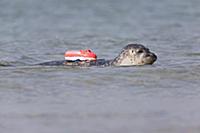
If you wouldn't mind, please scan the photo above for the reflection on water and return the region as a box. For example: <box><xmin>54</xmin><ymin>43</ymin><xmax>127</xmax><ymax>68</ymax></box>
<box><xmin>0</xmin><ymin>0</ymin><xmax>200</xmax><ymax>133</ymax></box>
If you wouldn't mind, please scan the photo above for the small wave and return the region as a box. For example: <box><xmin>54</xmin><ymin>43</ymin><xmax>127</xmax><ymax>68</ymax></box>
<box><xmin>0</xmin><ymin>61</ymin><xmax>13</xmax><ymax>67</ymax></box>
<box><xmin>186</xmin><ymin>53</ymin><xmax>200</xmax><ymax>57</ymax></box>
<box><xmin>0</xmin><ymin>60</ymin><xmax>30</xmax><ymax>67</ymax></box>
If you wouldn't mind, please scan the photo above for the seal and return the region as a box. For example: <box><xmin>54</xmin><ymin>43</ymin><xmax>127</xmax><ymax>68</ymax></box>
<box><xmin>37</xmin><ymin>43</ymin><xmax>157</xmax><ymax>67</ymax></box>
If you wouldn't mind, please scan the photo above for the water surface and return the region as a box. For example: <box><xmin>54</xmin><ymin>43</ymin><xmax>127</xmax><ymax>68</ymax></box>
<box><xmin>0</xmin><ymin>0</ymin><xmax>200</xmax><ymax>133</ymax></box>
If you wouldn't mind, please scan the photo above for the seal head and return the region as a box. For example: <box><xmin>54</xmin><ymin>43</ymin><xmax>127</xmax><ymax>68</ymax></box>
<box><xmin>111</xmin><ymin>44</ymin><xmax>157</xmax><ymax>66</ymax></box>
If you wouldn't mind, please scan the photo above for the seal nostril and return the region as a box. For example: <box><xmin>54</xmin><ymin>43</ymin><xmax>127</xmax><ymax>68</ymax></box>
<box><xmin>146</xmin><ymin>53</ymin><xmax>157</xmax><ymax>60</ymax></box>
<box><xmin>145</xmin><ymin>53</ymin><xmax>151</xmax><ymax>57</ymax></box>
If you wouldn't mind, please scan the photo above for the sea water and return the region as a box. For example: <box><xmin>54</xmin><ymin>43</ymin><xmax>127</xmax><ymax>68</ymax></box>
<box><xmin>0</xmin><ymin>0</ymin><xmax>200</xmax><ymax>132</ymax></box>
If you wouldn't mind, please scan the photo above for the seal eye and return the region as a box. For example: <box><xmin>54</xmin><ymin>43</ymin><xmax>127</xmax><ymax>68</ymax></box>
<box><xmin>137</xmin><ymin>49</ymin><xmax>143</xmax><ymax>53</ymax></box>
